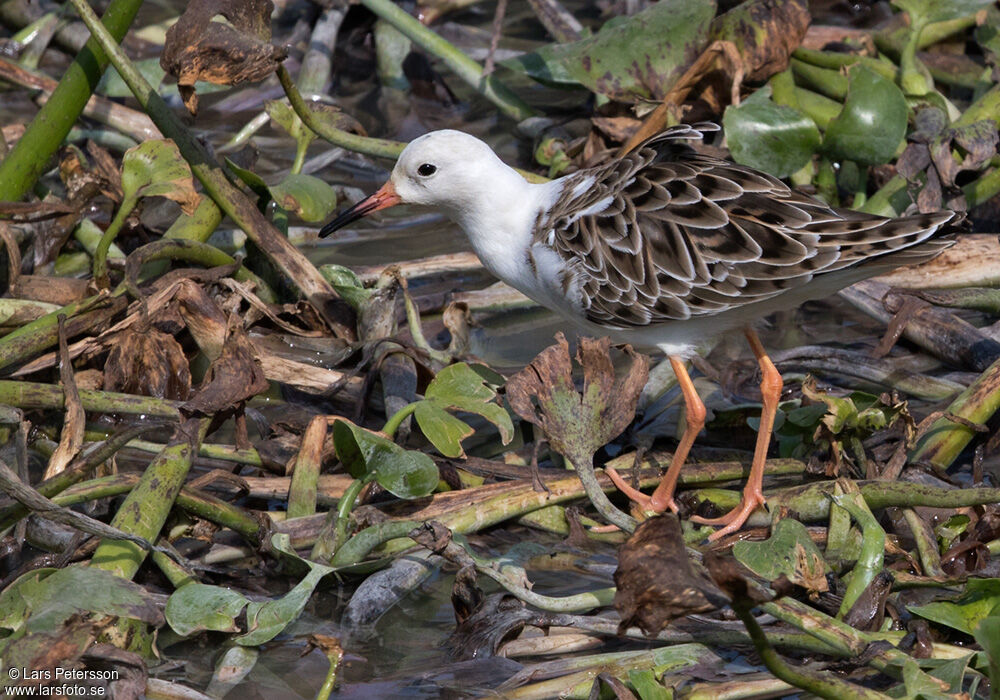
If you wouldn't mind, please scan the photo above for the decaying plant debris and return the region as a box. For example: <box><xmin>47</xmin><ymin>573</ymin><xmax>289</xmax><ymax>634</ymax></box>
<box><xmin>1</xmin><ymin>0</ymin><xmax>1000</xmax><ymax>697</ymax></box>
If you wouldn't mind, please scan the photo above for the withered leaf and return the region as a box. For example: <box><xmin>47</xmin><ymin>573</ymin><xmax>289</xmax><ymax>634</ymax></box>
<box><xmin>103</xmin><ymin>327</ymin><xmax>192</xmax><ymax>401</ymax></box>
<box><xmin>182</xmin><ymin>322</ymin><xmax>268</xmax><ymax>415</ymax></box>
<box><xmin>614</xmin><ymin>515</ymin><xmax>728</xmax><ymax>635</ymax></box>
<box><xmin>505</xmin><ymin>333</ymin><xmax>648</xmax><ymax>462</ymax></box>
<box><xmin>160</xmin><ymin>0</ymin><xmax>288</xmax><ymax>114</ymax></box>
<box><xmin>710</xmin><ymin>0</ymin><xmax>811</xmax><ymax>82</ymax></box>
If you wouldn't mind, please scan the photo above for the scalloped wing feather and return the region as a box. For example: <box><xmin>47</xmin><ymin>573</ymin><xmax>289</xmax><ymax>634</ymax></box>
<box><xmin>533</xmin><ymin>124</ymin><xmax>959</xmax><ymax>330</ymax></box>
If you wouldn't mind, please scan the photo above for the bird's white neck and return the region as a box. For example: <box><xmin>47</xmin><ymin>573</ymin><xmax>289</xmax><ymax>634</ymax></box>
<box><xmin>446</xmin><ymin>169</ymin><xmax>561</xmax><ymax>288</ymax></box>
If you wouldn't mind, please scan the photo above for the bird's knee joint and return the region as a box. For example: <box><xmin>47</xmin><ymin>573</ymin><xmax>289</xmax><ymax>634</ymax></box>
<box><xmin>686</xmin><ymin>400</ymin><xmax>707</xmax><ymax>430</ymax></box>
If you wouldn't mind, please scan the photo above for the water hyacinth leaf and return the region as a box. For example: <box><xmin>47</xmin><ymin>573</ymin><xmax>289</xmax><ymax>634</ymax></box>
<box><xmin>908</xmin><ymin>578</ymin><xmax>1000</xmax><ymax>635</ymax></box>
<box><xmin>893</xmin><ymin>0</ymin><xmax>995</xmax><ymax>25</ymax></box>
<box><xmin>413</xmin><ymin>400</ymin><xmax>474</xmax><ymax>458</ymax></box>
<box><xmin>723</xmin><ymin>87</ymin><xmax>820</xmax><ymax>177</ymax></box>
<box><xmin>166</xmin><ymin>535</ymin><xmax>334</xmax><ymax>645</ymax></box>
<box><xmin>121</xmin><ymin>139</ymin><xmax>201</xmax><ymax>213</ymax></box>
<box><xmin>501</xmin><ymin>0</ymin><xmax>715</xmax><ymax>102</ymax></box>
<box><xmin>331</xmin><ymin>418</ymin><xmax>439</xmax><ymax>498</ymax></box>
<box><xmin>973</xmin><ymin>618</ymin><xmax>1000</xmax><ymax>693</ymax></box>
<box><xmin>269</xmin><ymin>173</ymin><xmax>337</xmax><ymax>222</ymax></box>
<box><xmin>225</xmin><ymin>158</ymin><xmax>270</xmax><ymax>200</ymax></box>
<box><xmin>732</xmin><ymin>518</ymin><xmax>829</xmax><ymax>592</ymax></box>
<box><xmin>0</xmin><ymin>566</ymin><xmax>162</xmax><ymax>635</ymax></box>
<box><xmin>823</xmin><ymin>65</ymin><xmax>908</xmax><ymax>166</ymax></box>
<box><xmin>709</xmin><ymin>0</ymin><xmax>811</xmax><ymax>82</ymax></box>
<box><xmin>320</xmin><ymin>264</ymin><xmax>372</xmax><ymax>310</ymax></box>
<box><xmin>164</xmin><ymin>584</ymin><xmax>247</xmax><ymax>636</ymax></box>
<box><xmin>424</xmin><ymin>362</ymin><xmax>514</xmax><ymax>443</ymax></box>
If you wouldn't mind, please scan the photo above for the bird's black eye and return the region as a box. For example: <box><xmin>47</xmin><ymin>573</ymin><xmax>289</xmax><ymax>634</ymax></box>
<box><xmin>417</xmin><ymin>163</ymin><xmax>437</xmax><ymax>177</ymax></box>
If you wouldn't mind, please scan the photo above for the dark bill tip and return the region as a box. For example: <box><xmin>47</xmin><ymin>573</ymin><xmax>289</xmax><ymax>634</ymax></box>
<box><xmin>319</xmin><ymin>181</ymin><xmax>401</xmax><ymax>238</ymax></box>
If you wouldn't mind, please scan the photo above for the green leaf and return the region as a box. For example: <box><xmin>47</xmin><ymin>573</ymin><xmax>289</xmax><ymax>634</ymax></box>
<box><xmin>723</xmin><ymin>87</ymin><xmax>821</xmax><ymax>178</ymax></box>
<box><xmin>893</xmin><ymin>0</ymin><xmax>994</xmax><ymax>25</ymax></box>
<box><xmin>425</xmin><ymin>363</ymin><xmax>514</xmax><ymax>444</ymax></box>
<box><xmin>319</xmin><ymin>264</ymin><xmax>373</xmax><ymax>311</ymax></box>
<box><xmin>500</xmin><ymin>0</ymin><xmax>715</xmax><ymax>102</ymax></box>
<box><xmin>166</xmin><ymin>534</ymin><xmax>334</xmax><ymax>645</ymax></box>
<box><xmin>732</xmin><ymin>518</ymin><xmax>829</xmax><ymax>592</ymax></box>
<box><xmin>121</xmin><ymin>139</ymin><xmax>201</xmax><ymax>213</ymax></box>
<box><xmin>628</xmin><ymin>669</ymin><xmax>671</xmax><ymax>700</ymax></box>
<box><xmin>225</xmin><ymin>158</ymin><xmax>270</xmax><ymax>200</ymax></box>
<box><xmin>164</xmin><ymin>584</ymin><xmax>247</xmax><ymax>636</ymax></box>
<box><xmin>823</xmin><ymin>65</ymin><xmax>909</xmax><ymax>165</ymax></box>
<box><xmin>332</xmin><ymin>419</ymin><xmax>439</xmax><ymax>498</ymax></box>
<box><xmin>909</xmin><ymin>579</ymin><xmax>1000</xmax><ymax>635</ymax></box>
<box><xmin>269</xmin><ymin>173</ymin><xmax>337</xmax><ymax>222</ymax></box>
<box><xmin>0</xmin><ymin>566</ymin><xmax>161</xmax><ymax>636</ymax></box>
<box><xmin>414</xmin><ymin>401</ymin><xmax>474</xmax><ymax>458</ymax></box>
<box><xmin>973</xmin><ymin>617</ymin><xmax>1000</xmax><ymax>695</ymax></box>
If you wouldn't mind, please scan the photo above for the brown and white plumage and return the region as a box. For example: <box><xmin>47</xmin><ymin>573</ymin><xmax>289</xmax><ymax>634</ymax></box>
<box><xmin>321</xmin><ymin>124</ymin><xmax>963</xmax><ymax>539</ymax></box>
<box><xmin>534</xmin><ymin>123</ymin><xmax>956</xmax><ymax>337</ymax></box>
<box><xmin>323</xmin><ymin>124</ymin><xmax>958</xmax><ymax>356</ymax></box>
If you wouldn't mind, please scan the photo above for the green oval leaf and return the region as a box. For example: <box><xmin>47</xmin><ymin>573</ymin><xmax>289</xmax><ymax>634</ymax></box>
<box><xmin>500</xmin><ymin>0</ymin><xmax>715</xmax><ymax>101</ymax></box>
<box><xmin>724</xmin><ymin>87</ymin><xmax>821</xmax><ymax>177</ymax></box>
<box><xmin>121</xmin><ymin>139</ymin><xmax>201</xmax><ymax>212</ymax></box>
<box><xmin>732</xmin><ymin>518</ymin><xmax>829</xmax><ymax>592</ymax></box>
<box><xmin>893</xmin><ymin>0</ymin><xmax>994</xmax><ymax>25</ymax></box>
<box><xmin>331</xmin><ymin>418</ymin><xmax>439</xmax><ymax>498</ymax></box>
<box><xmin>823</xmin><ymin>65</ymin><xmax>908</xmax><ymax>165</ymax></box>
<box><xmin>414</xmin><ymin>401</ymin><xmax>474</xmax><ymax>458</ymax></box>
<box><xmin>370</xmin><ymin>446</ymin><xmax>439</xmax><ymax>499</ymax></box>
<box><xmin>269</xmin><ymin>173</ymin><xmax>337</xmax><ymax>222</ymax></box>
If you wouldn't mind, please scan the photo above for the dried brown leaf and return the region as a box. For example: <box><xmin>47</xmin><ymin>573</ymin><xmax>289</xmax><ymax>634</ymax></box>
<box><xmin>160</xmin><ymin>0</ymin><xmax>287</xmax><ymax>114</ymax></box>
<box><xmin>103</xmin><ymin>327</ymin><xmax>192</xmax><ymax>400</ymax></box>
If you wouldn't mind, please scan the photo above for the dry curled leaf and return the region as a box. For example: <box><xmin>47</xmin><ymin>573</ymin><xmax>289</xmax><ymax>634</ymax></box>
<box><xmin>103</xmin><ymin>327</ymin><xmax>192</xmax><ymax>401</ymax></box>
<box><xmin>182</xmin><ymin>321</ymin><xmax>268</xmax><ymax>415</ymax></box>
<box><xmin>614</xmin><ymin>515</ymin><xmax>729</xmax><ymax>635</ymax></box>
<box><xmin>710</xmin><ymin>0</ymin><xmax>811</xmax><ymax>82</ymax></box>
<box><xmin>160</xmin><ymin>0</ymin><xmax>287</xmax><ymax>114</ymax></box>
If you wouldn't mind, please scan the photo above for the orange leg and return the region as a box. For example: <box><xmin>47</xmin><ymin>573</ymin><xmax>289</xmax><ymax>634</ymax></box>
<box><xmin>691</xmin><ymin>328</ymin><xmax>781</xmax><ymax>540</ymax></box>
<box><xmin>606</xmin><ymin>356</ymin><xmax>706</xmax><ymax>515</ymax></box>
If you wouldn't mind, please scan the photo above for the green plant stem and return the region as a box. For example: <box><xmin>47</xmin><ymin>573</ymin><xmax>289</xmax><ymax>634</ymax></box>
<box><xmin>63</xmin><ymin>0</ymin><xmax>355</xmax><ymax>340</ymax></box>
<box><xmin>733</xmin><ymin>598</ymin><xmax>890</xmax><ymax>700</ymax></box>
<box><xmin>90</xmin><ymin>417</ymin><xmax>209</xmax><ymax>579</ymax></box>
<box><xmin>793</xmin><ymin>87</ymin><xmax>842</xmax><ymax>131</ymax></box>
<box><xmin>792</xmin><ymin>48</ymin><xmax>897</xmax><ymax>81</ymax></box>
<box><xmin>276</xmin><ymin>65</ymin><xmax>405</xmax><ymax>160</ymax></box>
<box><xmin>571</xmin><ymin>452</ymin><xmax>635</xmax><ymax>532</ymax></box>
<box><xmin>333</xmin><ymin>478</ymin><xmax>366</xmax><ymax>554</ymax></box>
<box><xmin>964</xmin><ymin>165</ymin><xmax>1000</xmax><ymax>209</ymax></box>
<box><xmin>382</xmin><ymin>402</ymin><xmax>418</xmax><ymax>438</ymax></box>
<box><xmin>0</xmin><ymin>425</ymin><xmax>151</xmax><ymax>531</ymax></box>
<box><xmin>0</xmin><ymin>291</ymin><xmax>127</xmax><ymax>372</ymax></box>
<box><xmin>831</xmin><ymin>491</ymin><xmax>884</xmax><ymax>619</ymax></box>
<box><xmin>0</xmin><ymin>379</ymin><xmax>181</xmax><ymax>418</ymax></box>
<box><xmin>898</xmin><ymin>17</ymin><xmax>930</xmax><ymax>96</ymax></box>
<box><xmin>83</xmin><ymin>431</ymin><xmax>263</xmax><ymax>466</ymax></box>
<box><xmin>356</xmin><ymin>0</ymin><xmax>536</xmax><ymax>122</ymax></box>
<box><xmin>93</xmin><ymin>194</ymin><xmax>136</xmax><ymax>288</ymax></box>
<box><xmin>790</xmin><ymin>58</ymin><xmax>848</xmax><ymax>100</ymax></box>
<box><xmin>903</xmin><ymin>508</ymin><xmax>945</xmax><ymax>578</ymax></box>
<box><xmin>910</xmin><ymin>356</ymin><xmax>1000</xmax><ymax>470</ymax></box>
<box><xmin>0</xmin><ymin>0</ymin><xmax>144</xmax><ymax>201</ymax></box>
<box><xmin>329</xmin><ymin>518</ymin><xmax>419</xmax><ymax>567</ymax></box>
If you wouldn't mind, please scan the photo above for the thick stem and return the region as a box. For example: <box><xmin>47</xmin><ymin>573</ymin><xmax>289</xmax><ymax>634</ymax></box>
<box><xmin>0</xmin><ymin>0</ymin><xmax>144</xmax><ymax>200</ymax></box>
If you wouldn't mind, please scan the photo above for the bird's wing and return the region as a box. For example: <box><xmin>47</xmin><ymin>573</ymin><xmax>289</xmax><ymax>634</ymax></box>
<box><xmin>534</xmin><ymin>124</ymin><xmax>957</xmax><ymax>329</ymax></box>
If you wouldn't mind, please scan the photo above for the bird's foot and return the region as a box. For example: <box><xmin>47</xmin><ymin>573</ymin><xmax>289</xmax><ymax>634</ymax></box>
<box><xmin>690</xmin><ymin>489</ymin><xmax>766</xmax><ymax>541</ymax></box>
<box><xmin>604</xmin><ymin>467</ymin><xmax>679</xmax><ymax>516</ymax></box>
